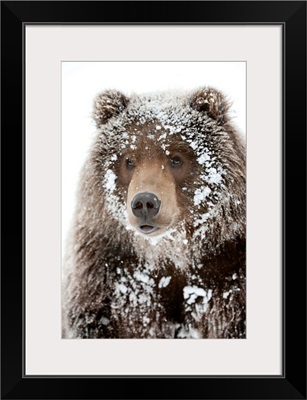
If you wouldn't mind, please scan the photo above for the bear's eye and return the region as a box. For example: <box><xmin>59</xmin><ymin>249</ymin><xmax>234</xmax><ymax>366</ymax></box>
<box><xmin>169</xmin><ymin>156</ymin><xmax>183</xmax><ymax>168</ymax></box>
<box><xmin>125</xmin><ymin>158</ymin><xmax>136</xmax><ymax>169</ymax></box>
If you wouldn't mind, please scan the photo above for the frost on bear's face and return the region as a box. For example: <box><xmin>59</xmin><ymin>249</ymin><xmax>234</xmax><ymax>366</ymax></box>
<box><xmin>91</xmin><ymin>88</ymin><xmax>245</xmax><ymax>247</ymax></box>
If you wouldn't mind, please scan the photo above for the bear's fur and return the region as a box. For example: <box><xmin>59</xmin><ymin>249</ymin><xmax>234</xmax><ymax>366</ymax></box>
<box><xmin>62</xmin><ymin>87</ymin><xmax>246</xmax><ymax>339</ymax></box>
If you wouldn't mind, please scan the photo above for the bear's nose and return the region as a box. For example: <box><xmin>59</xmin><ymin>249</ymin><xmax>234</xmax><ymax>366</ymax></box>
<box><xmin>131</xmin><ymin>192</ymin><xmax>161</xmax><ymax>219</ymax></box>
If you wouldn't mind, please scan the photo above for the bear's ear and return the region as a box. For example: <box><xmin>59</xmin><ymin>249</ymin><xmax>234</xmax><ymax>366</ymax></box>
<box><xmin>93</xmin><ymin>90</ymin><xmax>129</xmax><ymax>127</ymax></box>
<box><xmin>190</xmin><ymin>87</ymin><xmax>230</xmax><ymax>124</ymax></box>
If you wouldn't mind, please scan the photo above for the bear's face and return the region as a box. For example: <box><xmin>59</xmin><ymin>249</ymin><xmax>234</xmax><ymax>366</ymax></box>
<box><xmin>91</xmin><ymin>88</ymin><xmax>245</xmax><ymax>241</ymax></box>
<box><xmin>117</xmin><ymin>121</ymin><xmax>198</xmax><ymax>236</ymax></box>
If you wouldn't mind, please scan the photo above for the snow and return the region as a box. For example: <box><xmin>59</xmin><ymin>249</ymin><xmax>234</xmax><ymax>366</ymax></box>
<box><xmin>197</xmin><ymin>152</ymin><xmax>210</xmax><ymax>165</ymax></box>
<box><xmin>157</xmin><ymin>132</ymin><xmax>167</xmax><ymax>141</ymax></box>
<box><xmin>158</xmin><ymin>276</ymin><xmax>172</xmax><ymax>288</ymax></box>
<box><xmin>206</xmin><ymin>167</ymin><xmax>223</xmax><ymax>184</ymax></box>
<box><xmin>193</xmin><ymin>212</ymin><xmax>210</xmax><ymax>228</ymax></box>
<box><xmin>117</xmin><ymin>283</ymin><xmax>128</xmax><ymax>294</ymax></box>
<box><xmin>194</xmin><ymin>187</ymin><xmax>211</xmax><ymax>206</ymax></box>
<box><xmin>129</xmin><ymin>292</ymin><xmax>137</xmax><ymax>303</ymax></box>
<box><xmin>138</xmin><ymin>293</ymin><xmax>150</xmax><ymax>304</ymax></box>
<box><xmin>183</xmin><ymin>285</ymin><xmax>212</xmax><ymax>305</ymax></box>
<box><xmin>223</xmin><ymin>290</ymin><xmax>232</xmax><ymax>299</ymax></box>
<box><xmin>101</xmin><ymin>317</ymin><xmax>110</xmax><ymax>326</ymax></box>
<box><xmin>102</xmin><ymin>168</ymin><xmax>127</xmax><ymax>225</ymax></box>
<box><xmin>104</xmin><ymin>169</ymin><xmax>116</xmax><ymax>192</ymax></box>
<box><xmin>134</xmin><ymin>271</ymin><xmax>151</xmax><ymax>284</ymax></box>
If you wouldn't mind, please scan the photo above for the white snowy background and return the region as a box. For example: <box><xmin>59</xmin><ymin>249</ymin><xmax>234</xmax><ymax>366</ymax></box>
<box><xmin>62</xmin><ymin>62</ymin><xmax>246</xmax><ymax>254</ymax></box>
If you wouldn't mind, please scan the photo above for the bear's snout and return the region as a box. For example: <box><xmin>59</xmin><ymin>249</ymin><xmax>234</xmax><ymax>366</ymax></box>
<box><xmin>131</xmin><ymin>192</ymin><xmax>161</xmax><ymax>218</ymax></box>
<box><xmin>126</xmin><ymin>163</ymin><xmax>180</xmax><ymax>236</ymax></box>
<box><xmin>131</xmin><ymin>192</ymin><xmax>161</xmax><ymax>234</ymax></box>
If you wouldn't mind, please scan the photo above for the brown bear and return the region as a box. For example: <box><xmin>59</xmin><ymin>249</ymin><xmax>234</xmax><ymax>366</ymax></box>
<box><xmin>62</xmin><ymin>87</ymin><xmax>246</xmax><ymax>339</ymax></box>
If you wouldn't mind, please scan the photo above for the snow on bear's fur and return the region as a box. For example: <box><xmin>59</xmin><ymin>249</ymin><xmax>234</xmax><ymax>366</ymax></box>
<box><xmin>62</xmin><ymin>87</ymin><xmax>246</xmax><ymax>339</ymax></box>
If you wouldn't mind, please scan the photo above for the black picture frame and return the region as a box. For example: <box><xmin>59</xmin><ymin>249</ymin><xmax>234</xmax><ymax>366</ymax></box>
<box><xmin>1</xmin><ymin>1</ymin><xmax>306</xmax><ymax>399</ymax></box>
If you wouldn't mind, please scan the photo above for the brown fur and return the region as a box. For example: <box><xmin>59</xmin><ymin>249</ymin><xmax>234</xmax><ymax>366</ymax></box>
<box><xmin>62</xmin><ymin>87</ymin><xmax>246</xmax><ymax>339</ymax></box>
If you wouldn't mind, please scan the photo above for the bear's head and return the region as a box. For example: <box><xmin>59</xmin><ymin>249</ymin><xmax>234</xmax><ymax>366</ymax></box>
<box><xmin>87</xmin><ymin>88</ymin><xmax>245</xmax><ymax>245</ymax></box>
